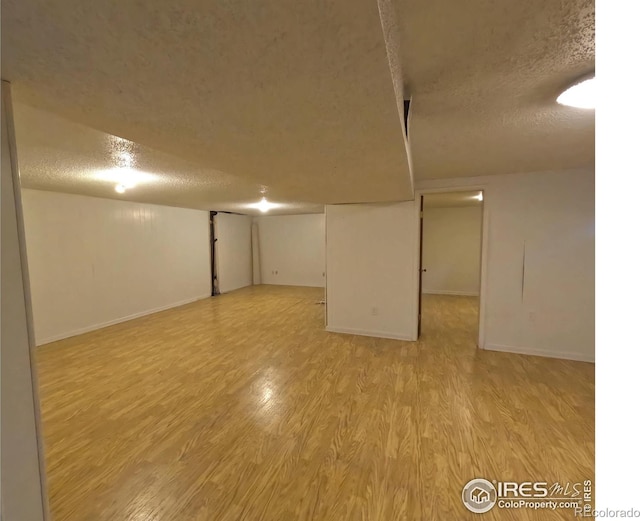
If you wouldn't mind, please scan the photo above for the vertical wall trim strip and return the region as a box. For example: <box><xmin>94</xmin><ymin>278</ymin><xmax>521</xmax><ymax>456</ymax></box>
<box><xmin>2</xmin><ymin>80</ymin><xmax>50</xmax><ymax>520</ymax></box>
<box><xmin>521</xmin><ymin>240</ymin><xmax>527</xmax><ymax>302</ymax></box>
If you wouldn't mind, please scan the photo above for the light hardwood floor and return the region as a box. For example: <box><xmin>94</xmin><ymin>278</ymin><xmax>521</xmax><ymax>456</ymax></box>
<box><xmin>36</xmin><ymin>286</ymin><xmax>594</xmax><ymax>520</ymax></box>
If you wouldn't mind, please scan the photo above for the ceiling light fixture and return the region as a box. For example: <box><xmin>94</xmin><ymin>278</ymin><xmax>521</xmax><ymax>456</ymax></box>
<box><xmin>115</xmin><ymin>184</ymin><xmax>127</xmax><ymax>194</ymax></box>
<box><xmin>557</xmin><ymin>77</ymin><xmax>595</xmax><ymax>109</ymax></box>
<box><xmin>473</xmin><ymin>192</ymin><xmax>483</xmax><ymax>201</ymax></box>
<box><xmin>116</xmin><ymin>151</ymin><xmax>134</xmax><ymax>168</ymax></box>
<box><xmin>95</xmin><ymin>167</ymin><xmax>156</xmax><ymax>190</ymax></box>
<box><xmin>249</xmin><ymin>197</ymin><xmax>279</xmax><ymax>213</ymax></box>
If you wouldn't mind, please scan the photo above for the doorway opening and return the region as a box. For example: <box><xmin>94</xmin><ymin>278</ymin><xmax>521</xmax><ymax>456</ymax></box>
<box><xmin>210</xmin><ymin>211</ymin><xmax>219</xmax><ymax>296</ymax></box>
<box><xmin>418</xmin><ymin>190</ymin><xmax>485</xmax><ymax>349</ymax></box>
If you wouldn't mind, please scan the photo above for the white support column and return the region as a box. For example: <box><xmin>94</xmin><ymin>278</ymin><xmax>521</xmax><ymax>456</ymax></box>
<box><xmin>251</xmin><ymin>220</ymin><xmax>262</xmax><ymax>285</ymax></box>
<box><xmin>1</xmin><ymin>80</ymin><xmax>49</xmax><ymax>521</ymax></box>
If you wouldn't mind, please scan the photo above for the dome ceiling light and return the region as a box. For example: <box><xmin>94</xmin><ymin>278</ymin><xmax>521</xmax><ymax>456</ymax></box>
<box><xmin>557</xmin><ymin>76</ymin><xmax>595</xmax><ymax>109</ymax></box>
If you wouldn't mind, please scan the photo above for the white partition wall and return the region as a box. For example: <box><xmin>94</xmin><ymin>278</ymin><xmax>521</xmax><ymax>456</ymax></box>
<box><xmin>483</xmin><ymin>169</ymin><xmax>594</xmax><ymax>361</ymax></box>
<box><xmin>326</xmin><ymin>201</ymin><xmax>420</xmax><ymax>341</ymax></box>
<box><xmin>256</xmin><ymin>214</ymin><xmax>325</xmax><ymax>287</ymax></box>
<box><xmin>21</xmin><ymin>189</ymin><xmax>211</xmax><ymax>345</ymax></box>
<box><xmin>417</xmin><ymin>168</ymin><xmax>595</xmax><ymax>361</ymax></box>
<box><xmin>214</xmin><ymin>212</ymin><xmax>253</xmax><ymax>293</ymax></box>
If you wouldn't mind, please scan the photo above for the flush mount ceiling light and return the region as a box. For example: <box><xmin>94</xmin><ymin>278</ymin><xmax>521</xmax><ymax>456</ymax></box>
<box><xmin>249</xmin><ymin>197</ymin><xmax>279</xmax><ymax>213</ymax></box>
<box><xmin>95</xmin><ymin>167</ymin><xmax>156</xmax><ymax>194</ymax></box>
<box><xmin>557</xmin><ymin>77</ymin><xmax>595</xmax><ymax>109</ymax></box>
<box><xmin>107</xmin><ymin>136</ymin><xmax>140</xmax><ymax>192</ymax></box>
<box><xmin>116</xmin><ymin>151</ymin><xmax>134</xmax><ymax>168</ymax></box>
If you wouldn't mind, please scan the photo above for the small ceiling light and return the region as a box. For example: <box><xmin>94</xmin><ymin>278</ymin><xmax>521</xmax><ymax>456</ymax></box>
<box><xmin>473</xmin><ymin>192</ymin><xmax>483</xmax><ymax>201</ymax></box>
<box><xmin>96</xmin><ymin>167</ymin><xmax>155</xmax><ymax>189</ymax></box>
<box><xmin>115</xmin><ymin>184</ymin><xmax>126</xmax><ymax>194</ymax></box>
<box><xmin>257</xmin><ymin>197</ymin><xmax>274</xmax><ymax>213</ymax></box>
<box><xmin>249</xmin><ymin>197</ymin><xmax>279</xmax><ymax>213</ymax></box>
<box><xmin>557</xmin><ymin>77</ymin><xmax>595</xmax><ymax>109</ymax></box>
<box><xmin>116</xmin><ymin>151</ymin><xmax>133</xmax><ymax>168</ymax></box>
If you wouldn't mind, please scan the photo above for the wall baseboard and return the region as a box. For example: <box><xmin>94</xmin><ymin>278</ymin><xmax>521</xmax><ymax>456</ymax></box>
<box><xmin>423</xmin><ymin>290</ymin><xmax>480</xmax><ymax>297</ymax></box>
<box><xmin>258</xmin><ymin>281</ymin><xmax>325</xmax><ymax>288</ymax></box>
<box><xmin>326</xmin><ymin>326</ymin><xmax>416</xmax><ymax>342</ymax></box>
<box><xmin>220</xmin><ymin>282</ymin><xmax>252</xmax><ymax>294</ymax></box>
<box><xmin>484</xmin><ymin>343</ymin><xmax>594</xmax><ymax>363</ymax></box>
<box><xmin>37</xmin><ymin>294</ymin><xmax>211</xmax><ymax>346</ymax></box>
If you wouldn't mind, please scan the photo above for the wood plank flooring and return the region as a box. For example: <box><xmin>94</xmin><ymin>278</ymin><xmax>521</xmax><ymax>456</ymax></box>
<box><xmin>36</xmin><ymin>286</ymin><xmax>594</xmax><ymax>520</ymax></box>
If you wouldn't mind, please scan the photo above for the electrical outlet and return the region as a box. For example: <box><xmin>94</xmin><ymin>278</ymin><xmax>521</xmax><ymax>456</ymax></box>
<box><xmin>371</xmin><ymin>306</ymin><xmax>379</xmax><ymax>316</ymax></box>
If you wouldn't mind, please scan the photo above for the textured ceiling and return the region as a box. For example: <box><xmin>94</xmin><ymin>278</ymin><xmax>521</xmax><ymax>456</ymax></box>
<box><xmin>2</xmin><ymin>0</ymin><xmax>595</xmax><ymax>211</ymax></box>
<box><xmin>422</xmin><ymin>191</ymin><xmax>483</xmax><ymax>208</ymax></box>
<box><xmin>2</xmin><ymin>0</ymin><xmax>413</xmax><ymax>208</ymax></box>
<box><xmin>397</xmin><ymin>0</ymin><xmax>595</xmax><ymax>180</ymax></box>
<box><xmin>12</xmin><ymin>103</ymin><xmax>323</xmax><ymax>214</ymax></box>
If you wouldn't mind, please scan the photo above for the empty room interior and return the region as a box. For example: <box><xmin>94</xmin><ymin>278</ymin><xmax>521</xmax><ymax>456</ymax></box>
<box><xmin>2</xmin><ymin>0</ymin><xmax>595</xmax><ymax>519</ymax></box>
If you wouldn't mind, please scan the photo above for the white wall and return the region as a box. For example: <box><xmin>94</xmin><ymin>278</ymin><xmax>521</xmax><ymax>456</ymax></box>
<box><xmin>422</xmin><ymin>206</ymin><xmax>482</xmax><ymax>295</ymax></box>
<box><xmin>326</xmin><ymin>201</ymin><xmax>420</xmax><ymax>341</ymax></box>
<box><xmin>21</xmin><ymin>190</ymin><xmax>211</xmax><ymax>345</ymax></box>
<box><xmin>416</xmin><ymin>168</ymin><xmax>595</xmax><ymax>362</ymax></box>
<box><xmin>1</xmin><ymin>83</ymin><xmax>48</xmax><ymax>520</ymax></box>
<box><xmin>251</xmin><ymin>221</ymin><xmax>261</xmax><ymax>285</ymax></box>
<box><xmin>215</xmin><ymin>212</ymin><xmax>253</xmax><ymax>293</ymax></box>
<box><xmin>256</xmin><ymin>214</ymin><xmax>325</xmax><ymax>287</ymax></box>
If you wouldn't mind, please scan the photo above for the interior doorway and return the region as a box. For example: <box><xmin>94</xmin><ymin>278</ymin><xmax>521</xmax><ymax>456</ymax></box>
<box><xmin>418</xmin><ymin>190</ymin><xmax>485</xmax><ymax>348</ymax></box>
<box><xmin>210</xmin><ymin>211</ymin><xmax>219</xmax><ymax>296</ymax></box>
